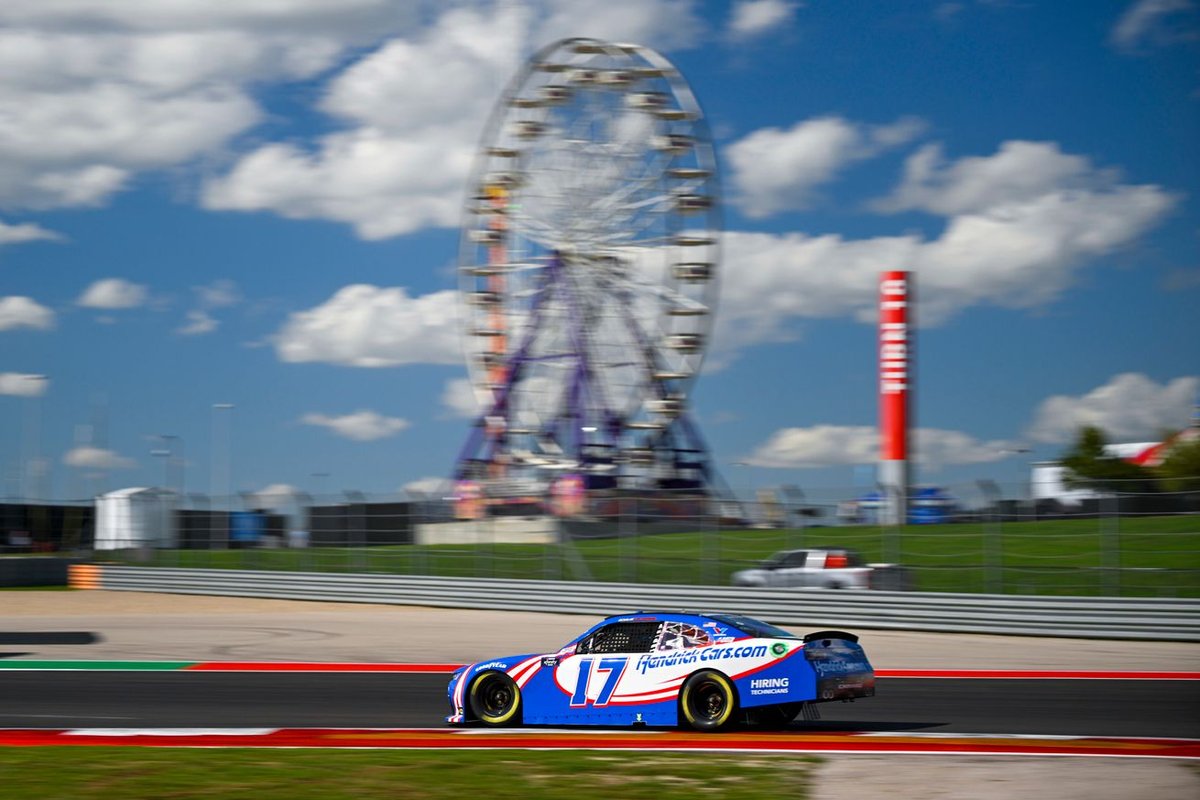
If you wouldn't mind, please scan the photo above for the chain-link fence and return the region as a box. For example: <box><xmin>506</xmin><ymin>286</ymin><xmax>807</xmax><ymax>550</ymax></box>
<box><xmin>4</xmin><ymin>480</ymin><xmax>1198</xmax><ymax>598</ymax></box>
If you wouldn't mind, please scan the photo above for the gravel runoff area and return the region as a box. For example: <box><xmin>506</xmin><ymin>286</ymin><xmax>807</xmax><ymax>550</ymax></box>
<box><xmin>3</xmin><ymin>590</ymin><xmax>1199</xmax><ymax>800</ymax></box>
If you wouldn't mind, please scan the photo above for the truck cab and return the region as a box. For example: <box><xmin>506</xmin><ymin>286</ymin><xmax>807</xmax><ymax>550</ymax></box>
<box><xmin>730</xmin><ymin>547</ymin><xmax>872</xmax><ymax>589</ymax></box>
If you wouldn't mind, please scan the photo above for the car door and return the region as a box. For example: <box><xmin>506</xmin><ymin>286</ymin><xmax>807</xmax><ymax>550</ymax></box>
<box><xmin>777</xmin><ymin>550</ymin><xmax>810</xmax><ymax>586</ymax></box>
<box><xmin>560</xmin><ymin>620</ymin><xmax>661</xmax><ymax>721</ymax></box>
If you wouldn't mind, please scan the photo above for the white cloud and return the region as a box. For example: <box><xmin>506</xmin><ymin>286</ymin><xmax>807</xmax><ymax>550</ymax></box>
<box><xmin>0</xmin><ymin>0</ymin><xmax>703</xmax><ymax>47</ymax></box>
<box><xmin>728</xmin><ymin>0</ymin><xmax>798</xmax><ymax>40</ymax></box>
<box><xmin>709</xmin><ymin>139</ymin><xmax>1175</xmax><ymax>361</ymax></box>
<box><xmin>1110</xmin><ymin>0</ymin><xmax>1197</xmax><ymax>52</ymax></box>
<box><xmin>176</xmin><ymin>310</ymin><xmax>217</xmax><ymax>336</ymax></box>
<box><xmin>0</xmin><ymin>1</ymin><xmax>417</xmax><ymax>211</ymax></box>
<box><xmin>726</xmin><ymin>116</ymin><xmax>926</xmax><ymax>217</ymax></box>
<box><xmin>402</xmin><ymin>475</ymin><xmax>452</xmax><ymax>497</ymax></box>
<box><xmin>0</xmin><ymin>79</ymin><xmax>261</xmax><ymax>209</ymax></box>
<box><xmin>747</xmin><ymin>424</ymin><xmax>1017</xmax><ymax>471</ymax></box>
<box><xmin>63</xmin><ymin>445</ymin><xmax>136</xmax><ymax>469</ymax></box>
<box><xmin>0</xmin><ymin>219</ymin><xmax>62</xmax><ymax>245</ymax></box>
<box><xmin>202</xmin><ymin>5</ymin><xmax>523</xmax><ymax>240</ymax></box>
<box><xmin>0</xmin><ymin>296</ymin><xmax>55</xmax><ymax>331</ymax></box>
<box><xmin>875</xmin><ymin>140</ymin><xmax>1111</xmax><ymax>216</ymax></box>
<box><xmin>0</xmin><ymin>372</ymin><xmax>49</xmax><ymax>396</ymax></box>
<box><xmin>1026</xmin><ymin>373</ymin><xmax>1199</xmax><ymax>444</ymax></box>
<box><xmin>914</xmin><ymin>429</ymin><xmax>1023</xmax><ymax>471</ymax></box>
<box><xmin>441</xmin><ymin>376</ymin><xmax>481</xmax><ymax>419</ymax></box>
<box><xmin>301</xmin><ymin>409</ymin><xmax>411</xmax><ymax>441</ymax></box>
<box><xmin>194</xmin><ymin>279</ymin><xmax>242</xmax><ymax>309</ymax></box>
<box><xmin>176</xmin><ymin>279</ymin><xmax>241</xmax><ymax>335</ymax></box>
<box><xmin>0</xmin><ymin>1</ymin><xmax>403</xmax><ymax>32</ymax></box>
<box><xmin>203</xmin><ymin>1</ymin><xmax>706</xmax><ymax>239</ymax></box>
<box><xmin>202</xmin><ymin>127</ymin><xmax>472</xmax><ymax>240</ymax></box>
<box><xmin>0</xmin><ymin>2</ymin><xmax>702</xmax><ymax>217</ymax></box>
<box><xmin>77</xmin><ymin>277</ymin><xmax>148</xmax><ymax>309</ymax></box>
<box><xmin>248</xmin><ymin>483</ymin><xmax>303</xmax><ymax>510</ymax></box>
<box><xmin>254</xmin><ymin>482</ymin><xmax>299</xmax><ymax>497</ymax></box>
<box><xmin>275</xmin><ymin>285</ymin><xmax>462</xmax><ymax>367</ymax></box>
<box><xmin>531</xmin><ymin>0</ymin><xmax>705</xmax><ymax>50</ymax></box>
<box><xmin>748</xmin><ymin>424</ymin><xmax>879</xmax><ymax>468</ymax></box>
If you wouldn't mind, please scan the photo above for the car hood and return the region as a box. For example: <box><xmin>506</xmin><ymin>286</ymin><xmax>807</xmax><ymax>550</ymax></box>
<box><xmin>453</xmin><ymin>652</ymin><xmax>547</xmax><ymax>680</ymax></box>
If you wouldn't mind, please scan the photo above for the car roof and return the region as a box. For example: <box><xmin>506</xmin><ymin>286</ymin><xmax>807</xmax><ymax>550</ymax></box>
<box><xmin>772</xmin><ymin>546</ymin><xmax>858</xmax><ymax>554</ymax></box>
<box><xmin>600</xmin><ymin>610</ymin><xmax>708</xmax><ymax>623</ymax></box>
<box><xmin>584</xmin><ymin>611</ymin><xmax>799</xmax><ymax>641</ymax></box>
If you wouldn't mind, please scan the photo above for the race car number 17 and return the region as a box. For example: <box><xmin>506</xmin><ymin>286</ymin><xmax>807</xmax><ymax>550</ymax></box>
<box><xmin>569</xmin><ymin>657</ymin><xmax>629</xmax><ymax>707</ymax></box>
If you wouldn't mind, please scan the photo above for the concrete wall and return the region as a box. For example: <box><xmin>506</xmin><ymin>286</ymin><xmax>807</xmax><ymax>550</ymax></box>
<box><xmin>0</xmin><ymin>557</ymin><xmax>81</xmax><ymax>587</ymax></box>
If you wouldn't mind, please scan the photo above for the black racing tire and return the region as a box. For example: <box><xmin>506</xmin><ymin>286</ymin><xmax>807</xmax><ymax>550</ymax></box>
<box><xmin>679</xmin><ymin>670</ymin><xmax>737</xmax><ymax>732</ymax></box>
<box><xmin>468</xmin><ymin>671</ymin><xmax>522</xmax><ymax>727</ymax></box>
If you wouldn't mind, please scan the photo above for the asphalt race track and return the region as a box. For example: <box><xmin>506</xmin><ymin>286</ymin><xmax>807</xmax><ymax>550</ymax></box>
<box><xmin>1</xmin><ymin>672</ymin><xmax>1196</xmax><ymax>738</ymax></box>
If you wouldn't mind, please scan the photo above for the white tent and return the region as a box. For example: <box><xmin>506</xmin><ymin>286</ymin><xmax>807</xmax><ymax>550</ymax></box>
<box><xmin>95</xmin><ymin>487</ymin><xmax>177</xmax><ymax>551</ymax></box>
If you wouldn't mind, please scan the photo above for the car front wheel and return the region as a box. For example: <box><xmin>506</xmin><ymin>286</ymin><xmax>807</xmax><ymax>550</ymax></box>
<box><xmin>680</xmin><ymin>670</ymin><xmax>736</xmax><ymax>731</ymax></box>
<box><xmin>469</xmin><ymin>671</ymin><xmax>522</xmax><ymax>726</ymax></box>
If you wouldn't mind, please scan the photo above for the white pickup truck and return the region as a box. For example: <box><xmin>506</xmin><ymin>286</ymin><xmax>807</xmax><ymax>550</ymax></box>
<box><xmin>730</xmin><ymin>547</ymin><xmax>873</xmax><ymax>590</ymax></box>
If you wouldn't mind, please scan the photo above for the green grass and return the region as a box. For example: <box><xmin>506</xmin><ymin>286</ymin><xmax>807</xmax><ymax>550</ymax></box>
<box><xmin>0</xmin><ymin>748</ymin><xmax>816</xmax><ymax>800</ymax></box>
<box><xmin>95</xmin><ymin>514</ymin><xmax>1200</xmax><ymax>597</ymax></box>
<box><xmin>0</xmin><ymin>585</ymin><xmax>74</xmax><ymax>591</ymax></box>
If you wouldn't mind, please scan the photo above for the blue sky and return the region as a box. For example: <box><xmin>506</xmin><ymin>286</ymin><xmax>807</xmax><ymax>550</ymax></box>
<box><xmin>1</xmin><ymin>0</ymin><xmax>1197</xmax><ymax>506</ymax></box>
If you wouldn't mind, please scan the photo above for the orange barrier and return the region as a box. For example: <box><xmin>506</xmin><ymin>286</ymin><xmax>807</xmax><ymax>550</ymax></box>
<box><xmin>68</xmin><ymin>564</ymin><xmax>101</xmax><ymax>590</ymax></box>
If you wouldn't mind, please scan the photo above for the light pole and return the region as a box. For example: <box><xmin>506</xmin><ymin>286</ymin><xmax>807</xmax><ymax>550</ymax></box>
<box><xmin>732</xmin><ymin>461</ymin><xmax>750</xmax><ymax>523</ymax></box>
<box><xmin>311</xmin><ymin>472</ymin><xmax>330</xmax><ymax>501</ymax></box>
<box><xmin>151</xmin><ymin>446</ymin><xmax>170</xmax><ymax>489</ymax></box>
<box><xmin>781</xmin><ymin>484</ymin><xmax>806</xmax><ymax>546</ymax></box>
<box><xmin>150</xmin><ymin>435</ymin><xmax>183</xmax><ymax>550</ymax></box>
<box><xmin>211</xmin><ymin>404</ymin><xmax>234</xmax><ymax>508</ymax></box>
<box><xmin>22</xmin><ymin>375</ymin><xmax>48</xmax><ymax>501</ymax></box>
<box><xmin>211</xmin><ymin>403</ymin><xmax>234</xmax><ymax>549</ymax></box>
<box><xmin>977</xmin><ymin>479</ymin><xmax>1003</xmax><ymax>593</ymax></box>
<box><xmin>152</xmin><ymin>434</ymin><xmax>184</xmax><ymax>495</ymax></box>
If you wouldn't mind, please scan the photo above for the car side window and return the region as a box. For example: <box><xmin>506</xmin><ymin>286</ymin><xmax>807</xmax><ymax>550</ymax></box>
<box><xmin>576</xmin><ymin>622</ymin><xmax>662</xmax><ymax>654</ymax></box>
<box><xmin>782</xmin><ymin>551</ymin><xmax>807</xmax><ymax>567</ymax></box>
<box><xmin>656</xmin><ymin>622</ymin><xmax>711</xmax><ymax>651</ymax></box>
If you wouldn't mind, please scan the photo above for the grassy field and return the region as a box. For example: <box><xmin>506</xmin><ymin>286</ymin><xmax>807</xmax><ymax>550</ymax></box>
<box><xmin>95</xmin><ymin>514</ymin><xmax>1200</xmax><ymax>597</ymax></box>
<box><xmin>0</xmin><ymin>748</ymin><xmax>814</xmax><ymax>800</ymax></box>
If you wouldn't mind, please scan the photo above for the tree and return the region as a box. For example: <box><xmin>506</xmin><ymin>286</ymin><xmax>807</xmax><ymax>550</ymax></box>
<box><xmin>1157</xmin><ymin>436</ymin><xmax>1200</xmax><ymax>492</ymax></box>
<box><xmin>1058</xmin><ymin>426</ymin><xmax>1160</xmax><ymax>493</ymax></box>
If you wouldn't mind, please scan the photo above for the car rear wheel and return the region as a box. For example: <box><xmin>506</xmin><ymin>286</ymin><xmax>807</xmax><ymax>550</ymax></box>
<box><xmin>680</xmin><ymin>670</ymin><xmax>736</xmax><ymax>731</ymax></box>
<box><xmin>469</xmin><ymin>671</ymin><xmax>522</xmax><ymax>726</ymax></box>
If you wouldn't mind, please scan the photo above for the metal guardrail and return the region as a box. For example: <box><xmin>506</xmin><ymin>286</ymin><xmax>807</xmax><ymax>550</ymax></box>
<box><xmin>84</xmin><ymin>566</ymin><xmax>1200</xmax><ymax>641</ymax></box>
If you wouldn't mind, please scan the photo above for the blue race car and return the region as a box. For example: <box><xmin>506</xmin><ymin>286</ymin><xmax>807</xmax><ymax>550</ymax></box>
<box><xmin>446</xmin><ymin>611</ymin><xmax>874</xmax><ymax>731</ymax></box>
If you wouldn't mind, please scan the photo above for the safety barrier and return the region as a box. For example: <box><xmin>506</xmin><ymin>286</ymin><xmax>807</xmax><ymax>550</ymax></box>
<box><xmin>76</xmin><ymin>565</ymin><xmax>1200</xmax><ymax>641</ymax></box>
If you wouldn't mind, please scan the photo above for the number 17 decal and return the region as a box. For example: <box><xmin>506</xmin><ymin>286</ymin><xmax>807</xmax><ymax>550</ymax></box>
<box><xmin>570</xmin><ymin>657</ymin><xmax>628</xmax><ymax>707</ymax></box>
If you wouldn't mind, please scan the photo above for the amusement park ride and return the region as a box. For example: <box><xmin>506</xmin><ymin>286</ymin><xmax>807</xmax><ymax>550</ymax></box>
<box><xmin>451</xmin><ymin>38</ymin><xmax>729</xmax><ymax>517</ymax></box>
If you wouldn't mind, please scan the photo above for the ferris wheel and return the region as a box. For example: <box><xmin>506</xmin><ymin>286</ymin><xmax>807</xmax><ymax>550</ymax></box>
<box><xmin>455</xmin><ymin>38</ymin><xmax>721</xmax><ymax>491</ymax></box>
